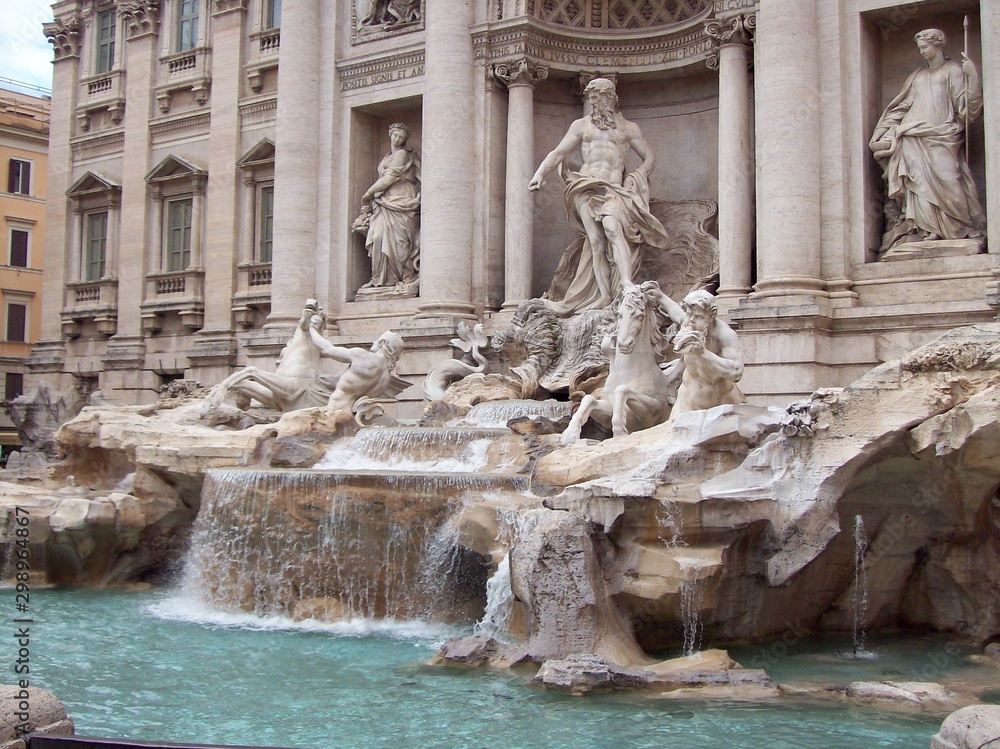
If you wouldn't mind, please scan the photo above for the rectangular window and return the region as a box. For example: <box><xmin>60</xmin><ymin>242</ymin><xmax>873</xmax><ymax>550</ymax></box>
<box><xmin>259</xmin><ymin>185</ymin><xmax>274</xmax><ymax>262</ymax></box>
<box><xmin>7</xmin><ymin>159</ymin><xmax>30</xmax><ymax>195</ymax></box>
<box><xmin>4</xmin><ymin>372</ymin><xmax>24</xmax><ymax>402</ymax></box>
<box><xmin>9</xmin><ymin>229</ymin><xmax>28</xmax><ymax>267</ymax></box>
<box><xmin>167</xmin><ymin>199</ymin><xmax>192</xmax><ymax>272</ymax></box>
<box><xmin>266</xmin><ymin>0</ymin><xmax>281</xmax><ymax>28</ymax></box>
<box><xmin>96</xmin><ymin>9</ymin><xmax>116</xmax><ymax>73</ymax></box>
<box><xmin>5</xmin><ymin>303</ymin><xmax>26</xmax><ymax>343</ymax></box>
<box><xmin>86</xmin><ymin>212</ymin><xmax>108</xmax><ymax>280</ymax></box>
<box><xmin>177</xmin><ymin>0</ymin><xmax>200</xmax><ymax>51</ymax></box>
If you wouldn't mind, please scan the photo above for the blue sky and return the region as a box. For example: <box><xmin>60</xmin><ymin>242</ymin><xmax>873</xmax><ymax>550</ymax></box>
<box><xmin>1</xmin><ymin>0</ymin><xmax>55</xmax><ymax>93</ymax></box>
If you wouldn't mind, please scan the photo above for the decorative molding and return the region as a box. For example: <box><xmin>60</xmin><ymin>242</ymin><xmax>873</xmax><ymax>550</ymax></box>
<box><xmin>337</xmin><ymin>48</ymin><xmax>425</xmax><ymax>92</ymax></box>
<box><xmin>490</xmin><ymin>58</ymin><xmax>549</xmax><ymax>88</ymax></box>
<box><xmin>712</xmin><ymin>0</ymin><xmax>758</xmax><ymax>16</ymax></box>
<box><xmin>238</xmin><ymin>97</ymin><xmax>278</xmax><ymax>119</ymax></box>
<box><xmin>471</xmin><ymin>16</ymin><xmax>714</xmax><ymax>74</ymax></box>
<box><xmin>149</xmin><ymin>111</ymin><xmax>211</xmax><ymax>136</ymax></box>
<box><xmin>704</xmin><ymin>13</ymin><xmax>755</xmax><ymax>69</ymax></box>
<box><xmin>71</xmin><ymin>131</ymin><xmax>126</xmax><ymax>156</ymax></box>
<box><xmin>119</xmin><ymin>0</ymin><xmax>161</xmax><ymax>38</ymax></box>
<box><xmin>43</xmin><ymin>15</ymin><xmax>82</xmax><ymax>60</ymax></box>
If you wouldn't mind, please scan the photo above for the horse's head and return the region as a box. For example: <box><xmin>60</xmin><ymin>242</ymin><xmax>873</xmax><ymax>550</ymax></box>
<box><xmin>613</xmin><ymin>284</ymin><xmax>650</xmax><ymax>354</ymax></box>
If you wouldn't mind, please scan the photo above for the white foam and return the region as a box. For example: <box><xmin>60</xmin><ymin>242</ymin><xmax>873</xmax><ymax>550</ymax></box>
<box><xmin>146</xmin><ymin>593</ymin><xmax>461</xmax><ymax>644</ymax></box>
<box><xmin>315</xmin><ymin>437</ymin><xmax>495</xmax><ymax>473</ymax></box>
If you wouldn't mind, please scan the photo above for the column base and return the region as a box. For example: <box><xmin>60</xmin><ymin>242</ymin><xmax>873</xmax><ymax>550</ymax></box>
<box><xmin>414</xmin><ymin>300</ymin><xmax>477</xmax><ymax>321</ymax></box>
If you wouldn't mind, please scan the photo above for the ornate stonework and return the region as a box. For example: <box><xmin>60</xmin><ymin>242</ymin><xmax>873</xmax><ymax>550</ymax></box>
<box><xmin>43</xmin><ymin>15</ymin><xmax>82</xmax><ymax>60</ymax></box>
<box><xmin>704</xmin><ymin>12</ymin><xmax>754</xmax><ymax>70</ymax></box>
<box><xmin>118</xmin><ymin>0</ymin><xmax>161</xmax><ymax>38</ymax></box>
<box><xmin>490</xmin><ymin>58</ymin><xmax>549</xmax><ymax>88</ymax></box>
<box><xmin>351</xmin><ymin>0</ymin><xmax>424</xmax><ymax>45</ymax></box>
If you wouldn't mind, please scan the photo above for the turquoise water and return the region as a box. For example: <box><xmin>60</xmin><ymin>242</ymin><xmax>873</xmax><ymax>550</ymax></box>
<box><xmin>27</xmin><ymin>588</ymin><xmax>949</xmax><ymax>749</ymax></box>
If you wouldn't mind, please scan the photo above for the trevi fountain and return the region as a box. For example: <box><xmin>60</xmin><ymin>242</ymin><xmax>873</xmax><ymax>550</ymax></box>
<box><xmin>4</xmin><ymin>5</ymin><xmax>1000</xmax><ymax>747</ymax></box>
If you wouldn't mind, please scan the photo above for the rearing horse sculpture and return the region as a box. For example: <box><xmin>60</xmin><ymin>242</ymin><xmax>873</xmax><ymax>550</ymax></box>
<box><xmin>560</xmin><ymin>282</ymin><xmax>680</xmax><ymax>445</ymax></box>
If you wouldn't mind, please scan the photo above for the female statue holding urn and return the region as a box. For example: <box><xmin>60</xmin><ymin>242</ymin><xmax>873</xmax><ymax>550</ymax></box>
<box><xmin>354</xmin><ymin>123</ymin><xmax>421</xmax><ymax>293</ymax></box>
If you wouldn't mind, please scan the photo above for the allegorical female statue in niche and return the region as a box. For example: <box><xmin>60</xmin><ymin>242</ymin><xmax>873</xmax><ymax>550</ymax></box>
<box><xmin>870</xmin><ymin>28</ymin><xmax>985</xmax><ymax>252</ymax></box>
<box><xmin>352</xmin><ymin>123</ymin><xmax>421</xmax><ymax>296</ymax></box>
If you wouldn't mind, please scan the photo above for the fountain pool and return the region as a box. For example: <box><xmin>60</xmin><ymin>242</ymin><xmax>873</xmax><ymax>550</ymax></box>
<box><xmin>27</xmin><ymin>587</ymin><xmax>962</xmax><ymax>749</ymax></box>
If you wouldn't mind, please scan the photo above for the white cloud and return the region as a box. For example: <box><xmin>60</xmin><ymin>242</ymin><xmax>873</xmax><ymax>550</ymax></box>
<box><xmin>0</xmin><ymin>0</ymin><xmax>55</xmax><ymax>91</ymax></box>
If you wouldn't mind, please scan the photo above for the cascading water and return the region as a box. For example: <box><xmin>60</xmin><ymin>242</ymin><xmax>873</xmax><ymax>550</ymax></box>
<box><xmin>461</xmin><ymin>399</ymin><xmax>573</xmax><ymax>427</ymax></box>
<box><xmin>679</xmin><ymin>577</ymin><xmax>705</xmax><ymax>656</ymax></box>
<box><xmin>180</xmin><ymin>425</ymin><xmax>531</xmax><ymax>624</ymax></box>
<box><xmin>852</xmin><ymin>514</ymin><xmax>870</xmax><ymax>657</ymax></box>
<box><xmin>474</xmin><ymin>507</ymin><xmax>543</xmax><ymax>641</ymax></box>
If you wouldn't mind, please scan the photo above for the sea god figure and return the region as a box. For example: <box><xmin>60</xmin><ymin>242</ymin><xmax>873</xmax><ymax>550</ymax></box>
<box><xmin>353</xmin><ymin>123</ymin><xmax>421</xmax><ymax>295</ymax></box>
<box><xmin>529</xmin><ymin>77</ymin><xmax>670</xmax><ymax>315</ymax></box>
<box><xmin>870</xmin><ymin>29</ymin><xmax>985</xmax><ymax>252</ymax></box>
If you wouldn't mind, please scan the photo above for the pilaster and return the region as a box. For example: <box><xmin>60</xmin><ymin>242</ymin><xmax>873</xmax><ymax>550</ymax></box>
<box><xmin>492</xmin><ymin>58</ymin><xmax>548</xmax><ymax>308</ymax></box>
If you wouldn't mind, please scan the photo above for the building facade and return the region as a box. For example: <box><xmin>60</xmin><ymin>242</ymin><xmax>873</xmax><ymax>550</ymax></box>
<box><xmin>1</xmin><ymin>86</ymin><xmax>50</xmax><ymax>458</ymax></box>
<box><xmin>33</xmin><ymin>0</ymin><xmax>1000</xmax><ymax>414</ymax></box>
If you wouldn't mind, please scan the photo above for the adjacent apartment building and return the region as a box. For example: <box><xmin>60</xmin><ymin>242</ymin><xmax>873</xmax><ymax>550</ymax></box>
<box><xmin>0</xmin><ymin>84</ymin><xmax>50</xmax><ymax>460</ymax></box>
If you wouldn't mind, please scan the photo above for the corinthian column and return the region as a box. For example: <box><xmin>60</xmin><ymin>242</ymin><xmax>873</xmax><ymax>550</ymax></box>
<box><xmin>752</xmin><ymin>0</ymin><xmax>825</xmax><ymax>300</ymax></box>
<box><xmin>706</xmin><ymin>15</ymin><xmax>754</xmax><ymax>300</ymax></box>
<box><xmin>416</xmin><ymin>0</ymin><xmax>476</xmax><ymax>319</ymax></box>
<box><xmin>493</xmin><ymin>59</ymin><xmax>548</xmax><ymax>308</ymax></box>
<box><xmin>267</xmin><ymin>0</ymin><xmax>320</xmax><ymax>326</ymax></box>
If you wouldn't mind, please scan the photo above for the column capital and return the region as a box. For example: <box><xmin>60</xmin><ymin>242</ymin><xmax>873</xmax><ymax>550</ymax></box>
<box><xmin>573</xmin><ymin>71</ymin><xmax>617</xmax><ymax>99</ymax></box>
<box><xmin>490</xmin><ymin>58</ymin><xmax>548</xmax><ymax>89</ymax></box>
<box><xmin>704</xmin><ymin>13</ymin><xmax>755</xmax><ymax>70</ymax></box>
<box><xmin>119</xmin><ymin>0</ymin><xmax>161</xmax><ymax>40</ymax></box>
<box><xmin>43</xmin><ymin>15</ymin><xmax>82</xmax><ymax>60</ymax></box>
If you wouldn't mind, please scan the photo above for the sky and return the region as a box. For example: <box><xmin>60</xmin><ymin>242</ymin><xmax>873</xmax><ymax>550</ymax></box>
<box><xmin>0</xmin><ymin>0</ymin><xmax>56</xmax><ymax>94</ymax></box>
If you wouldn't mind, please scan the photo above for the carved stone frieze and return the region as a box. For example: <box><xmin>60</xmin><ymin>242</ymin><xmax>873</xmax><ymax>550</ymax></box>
<box><xmin>490</xmin><ymin>58</ymin><xmax>549</xmax><ymax>88</ymax></box>
<box><xmin>337</xmin><ymin>49</ymin><xmax>424</xmax><ymax>92</ymax></box>
<box><xmin>526</xmin><ymin>0</ymin><xmax>712</xmax><ymax>30</ymax></box>
<box><xmin>43</xmin><ymin>16</ymin><xmax>82</xmax><ymax>60</ymax></box>
<box><xmin>118</xmin><ymin>0</ymin><xmax>161</xmax><ymax>39</ymax></box>
<box><xmin>704</xmin><ymin>13</ymin><xmax>755</xmax><ymax>70</ymax></box>
<box><xmin>352</xmin><ymin>0</ymin><xmax>424</xmax><ymax>45</ymax></box>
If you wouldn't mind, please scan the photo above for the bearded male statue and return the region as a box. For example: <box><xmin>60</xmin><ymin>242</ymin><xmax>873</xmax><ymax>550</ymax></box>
<box><xmin>529</xmin><ymin>77</ymin><xmax>670</xmax><ymax>316</ymax></box>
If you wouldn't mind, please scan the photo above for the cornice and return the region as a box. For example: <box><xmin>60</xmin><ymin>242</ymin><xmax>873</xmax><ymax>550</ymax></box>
<box><xmin>337</xmin><ymin>46</ymin><xmax>425</xmax><ymax>92</ymax></box>
<box><xmin>471</xmin><ymin>16</ymin><xmax>714</xmax><ymax>73</ymax></box>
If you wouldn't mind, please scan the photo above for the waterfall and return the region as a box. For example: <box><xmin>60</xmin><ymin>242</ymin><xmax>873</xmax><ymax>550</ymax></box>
<box><xmin>852</xmin><ymin>514</ymin><xmax>870</xmax><ymax>656</ymax></box>
<box><xmin>679</xmin><ymin>577</ymin><xmax>704</xmax><ymax>656</ymax></box>
<box><xmin>473</xmin><ymin>507</ymin><xmax>542</xmax><ymax>640</ymax></box>
<box><xmin>182</xmin><ymin>469</ymin><xmax>522</xmax><ymax>622</ymax></box>
<box><xmin>462</xmin><ymin>400</ymin><xmax>572</xmax><ymax>427</ymax></box>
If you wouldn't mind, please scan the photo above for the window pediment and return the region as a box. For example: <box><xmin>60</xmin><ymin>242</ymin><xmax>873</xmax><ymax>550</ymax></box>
<box><xmin>237</xmin><ymin>138</ymin><xmax>275</xmax><ymax>169</ymax></box>
<box><xmin>67</xmin><ymin>171</ymin><xmax>122</xmax><ymax>199</ymax></box>
<box><xmin>145</xmin><ymin>154</ymin><xmax>207</xmax><ymax>184</ymax></box>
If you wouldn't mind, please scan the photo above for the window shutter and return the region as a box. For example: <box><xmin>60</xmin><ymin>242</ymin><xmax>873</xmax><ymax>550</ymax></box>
<box><xmin>6</xmin><ymin>304</ymin><xmax>27</xmax><ymax>342</ymax></box>
<box><xmin>10</xmin><ymin>230</ymin><xmax>28</xmax><ymax>267</ymax></box>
